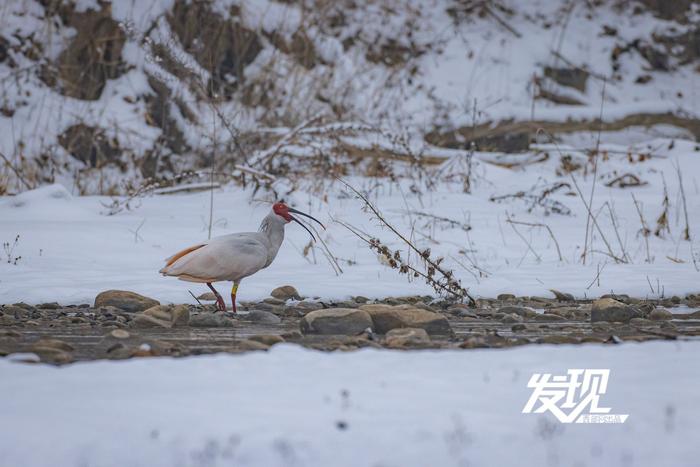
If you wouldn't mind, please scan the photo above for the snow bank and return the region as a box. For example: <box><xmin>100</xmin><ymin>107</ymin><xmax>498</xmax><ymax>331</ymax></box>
<box><xmin>0</xmin><ymin>341</ymin><xmax>698</xmax><ymax>466</ymax></box>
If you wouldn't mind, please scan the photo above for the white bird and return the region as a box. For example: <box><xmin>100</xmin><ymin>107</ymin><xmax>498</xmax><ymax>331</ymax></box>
<box><xmin>159</xmin><ymin>202</ymin><xmax>324</xmax><ymax>312</ymax></box>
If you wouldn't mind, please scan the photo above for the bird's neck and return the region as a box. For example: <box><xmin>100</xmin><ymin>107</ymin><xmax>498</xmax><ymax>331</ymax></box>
<box><xmin>258</xmin><ymin>212</ymin><xmax>285</xmax><ymax>262</ymax></box>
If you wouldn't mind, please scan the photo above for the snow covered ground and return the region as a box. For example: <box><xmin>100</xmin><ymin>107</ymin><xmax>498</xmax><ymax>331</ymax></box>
<box><xmin>1</xmin><ymin>341</ymin><xmax>698</xmax><ymax>467</ymax></box>
<box><xmin>1</xmin><ymin>137</ymin><xmax>699</xmax><ymax>305</ymax></box>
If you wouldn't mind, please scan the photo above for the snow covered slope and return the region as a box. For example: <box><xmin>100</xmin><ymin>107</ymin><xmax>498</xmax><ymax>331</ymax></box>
<box><xmin>0</xmin><ymin>0</ymin><xmax>698</xmax><ymax>193</ymax></box>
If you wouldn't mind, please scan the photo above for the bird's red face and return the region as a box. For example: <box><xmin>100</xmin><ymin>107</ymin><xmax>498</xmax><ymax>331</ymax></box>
<box><xmin>272</xmin><ymin>201</ymin><xmax>325</xmax><ymax>241</ymax></box>
<box><xmin>272</xmin><ymin>202</ymin><xmax>292</xmax><ymax>222</ymax></box>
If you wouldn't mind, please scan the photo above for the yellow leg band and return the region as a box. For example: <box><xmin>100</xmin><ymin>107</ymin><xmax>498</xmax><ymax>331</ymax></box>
<box><xmin>231</xmin><ymin>284</ymin><xmax>239</xmax><ymax>294</ymax></box>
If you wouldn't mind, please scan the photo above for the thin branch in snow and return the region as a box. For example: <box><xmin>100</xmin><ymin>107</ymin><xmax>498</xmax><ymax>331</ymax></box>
<box><xmin>631</xmin><ymin>193</ymin><xmax>652</xmax><ymax>263</ymax></box>
<box><xmin>673</xmin><ymin>160</ymin><xmax>691</xmax><ymax>241</ymax></box>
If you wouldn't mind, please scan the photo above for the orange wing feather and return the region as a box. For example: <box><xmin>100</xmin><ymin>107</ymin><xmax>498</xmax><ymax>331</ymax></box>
<box><xmin>162</xmin><ymin>244</ymin><xmax>205</xmax><ymax>269</ymax></box>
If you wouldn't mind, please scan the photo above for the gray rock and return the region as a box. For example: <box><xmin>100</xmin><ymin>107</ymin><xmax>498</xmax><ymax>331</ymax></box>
<box><xmin>534</xmin><ymin>313</ymin><xmax>565</xmax><ymax>322</ymax></box>
<box><xmin>497</xmin><ymin>306</ymin><xmax>537</xmax><ymax>318</ymax></box>
<box><xmin>544</xmin><ymin>66</ymin><xmax>589</xmax><ymax>92</ymax></box>
<box><xmin>234</xmin><ymin>339</ymin><xmax>270</xmax><ymax>351</ymax></box>
<box><xmin>94</xmin><ymin>290</ymin><xmax>159</xmax><ymax>313</ymax></box>
<box><xmin>248</xmin><ymin>334</ymin><xmax>285</xmax><ymax>346</ymax></box>
<box><xmin>142</xmin><ymin>304</ymin><xmax>190</xmax><ymax>327</ymax></box>
<box><xmin>37</xmin><ymin>302</ymin><xmax>61</xmax><ymax>309</ymax></box>
<box><xmin>354</xmin><ymin>296</ymin><xmax>369</xmax><ymax>304</ymax></box>
<box><xmin>294</xmin><ymin>301</ymin><xmax>324</xmax><ymax>312</ymax></box>
<box><xmin>502</xmin><ymin>313</ymin><xmax>523</xmax><ymax>324</ymax></box>
<box><xmin>196</xmin><ymin>292</ymin><xmax>217</xmax><ymax>301</ymax></box>
<box><xmin>2</xmin><ymin>305</ymin><xmax>30</xmax><ymax>318</ymax></box>
<box><xmin>252</xmin><ymin>302</ymin><xmax>276</xmax><ymax>312</ymax></box>
<box><xmin>649</xmin><ymin>308</ymin><xmax>673</xmax><ymax>321</ymax></box>
<box><xmin>549</xmin><ymin>289</ymin><xmax>575</xmax><ymax>302</ymax></box>
<box><xmin>245</xmin><ymin>310</ymin><xmax>282</xmax><ymax>324</ymax></box>
<box><xmin>497</xmin><ymin>293</ymin><xmax>516</xmax><ymax>301</ymax></box>
<box><xmin>270</xmin><ymin>285</ymin><xmax>302</xmax><ymax>301</ymax></box>
<box><xmin>109</xmin><ymin>329</ymin><xmax>130</xmax><ymax>339</ymax></box>
<box><xmin>591</xmin><ymin>298</ymin><xmax>640</xmax><ymax>323</ymax></box>
<box><xmin>130</xmin><ymin>314</ymin><xmax>171</xmax><ymax>329</ymax></box>
<box><xmin>384</xmin><ymin>327</ymin><xmax>430</xmax><ymax>347</ymax></box>
<box><xmin>263</xmin><ymin>297</ymin><xmax>286</xmax><ymax>306</ymax></box>
<box><xmin>359</xmin><ymin>304</ymin><xmax>452</xmax><ymax>336</ymax></box>
<box><xmin>601</xmin><ymin>294</ymin><xmax>631</xmax><ymax>304</ymax></box>
<box><xmin>190</xmin><ymin>312</ymin><xmax>235</xmax><ymax>328</ymax></box>
<box><xmin>300</xmin><ymin>308</ymin><xmax>373</xmax><ymax>335</ymax></box>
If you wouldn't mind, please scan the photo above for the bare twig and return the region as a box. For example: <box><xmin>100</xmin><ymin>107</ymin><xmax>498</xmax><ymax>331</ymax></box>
<box><xmin>631</xmin><ymin>193</ymin><xmax>651</xmax><ymax>263</ymax></box>
<box><xmin>0</xmin><ymin>150</ymin><xmax>32</xmax><ymax>190</ymax></box>
<box><xmin>506</xmin><ymin>216</ymin><xmax>542</xmax><ymax>264</ymax></box>
<box><xmin>586</xmin><ymin>262</ymin><xmax>607</xmax><ymax>290</ymax></box>
<box><xmin>188</xmin><ymin>290</ymin><xmax>202</xmax><ymax>306</ymax></box>
<box><xmin>337</xmin><ymin>179</ymin><xmax>475</xmax><ymax>304</ymax></box>
<box><xmin>673</xmin><ymin>160</ymin><xmax>691</xmax><ymax>241</ymax></box>
<box><xmin>603</xmin><ymin>202</ymin><xmax>631</xmax><ymax>263</ymax></box>
<box><xmin>582</xmin><ymin>78</ymin><xmax>606</xmax><ymax>265</ymax></box>
<box><xmin>506</xmin><ymin>218</ymin><xmax>563</xmax><ymax>262</ymax></box>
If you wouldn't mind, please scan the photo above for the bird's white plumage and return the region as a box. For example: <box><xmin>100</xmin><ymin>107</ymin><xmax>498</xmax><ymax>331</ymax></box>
<box><xmin>159</xmin><ymin>210</ymin><xmax>287</xmax><ymax>283</ymax></box>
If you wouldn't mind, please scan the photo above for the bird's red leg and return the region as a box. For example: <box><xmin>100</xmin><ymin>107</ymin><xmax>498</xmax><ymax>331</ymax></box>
<box><xmin>207</xmin><ymin>282</ymin><xmax>226</xmax><ymax>312</ymax></box>
<box><xmin>230</xmin><ymin>283</ymin><xmax>238</xmax><ymax>314</ymax></box>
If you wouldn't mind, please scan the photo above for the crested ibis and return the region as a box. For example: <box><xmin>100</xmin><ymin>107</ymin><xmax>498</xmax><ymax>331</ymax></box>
<box><xmin>159</xmin><ymin>202</ymin><xmax>324</xmax><ymax>312</ymax></box>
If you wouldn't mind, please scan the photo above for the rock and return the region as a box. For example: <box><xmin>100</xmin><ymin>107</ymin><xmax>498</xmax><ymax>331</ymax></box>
<box><xmin>549</xmin><ymin>289</ymin><xmax>575</xmax><ymax>302</ymax></box>
<box><xmin>502</xmin><ymin>313</ymin><xmax>523</xmax><ymax>324</ymax></box>
<box><xmin>248</xmin><ymin>334</ymin><xmax>285</xmax><ymax>346</ymax></box>
<box><xmin>534</xmin><ymin>313</ymin><xmax>565</xmax><ymax>322</ymax></box>
<box><xmin>131</xmin><ymin>314</ymin><xmax>171</xmax><ymax>329</ymax></box>
<box><xmin>234</xmin><ymin>339</ymin><xmax>270</xmax><ymax>351</ymax></box>
<box><xmin>591</xmin><ymin>298</ymin><xmax>640</xmax><ymax>323</ymax></box>
<box><xmin>109</xmin><ymin>329</ymin><xmax>130</xmax><ymax>339</ymax></box>
<box><xmin>2</xmin><ymin>305</ymin><xmax>30</xmax><ymax>318</ymax></box>
<box><xmin>190</xmin><ymin>312</ymin><xmax>235</xmax><ymax>328</ymax></box>
<box><xmin>497</xmin><ymin>293</ymin><xmax>516</xmax><ymax>301</ymax></box>
<box><xmin>244</xmin><ymin>310</ymin><xmax>282</xmax><ymax>324</ymax></box>
<box><xmin>170</xmin><ymin>305</ymin><xmax>190</xmax><ymax>326</ymax></box>
<box><xmin>196</xmin><ymin>292</ymin><xmax>217</xmax><ymax>301</ymax></box>
<box><xmin>649</xmin><ymin>308</ymin><xmax>673</xmax><ymax>321</ymax></box>
<box><xmin>142</xmin><ymin>304</ymin><xmax>190</xmax><ymax>327</ymax></box>
<box><xmin>263</xmin><ymin>297</ymin><xmax>286</xmax><ymax>306</ymax></box>
<box><xmin>511</xmin><ymin>323</ymin><xmax>528</xmax><ymax>332</ymax></box>
<box><xmin>94</xmin><ymin>290</ymin><xmax>159</xmax><ymax>313</ymax></box>
<box><xmin>674</xmin><ymin>310</ymin><xmax>700</xmax><ymax>320</ymax></box>
<box><xmin>630</xmin><ymin>318</ymin><xmax>654</xmax><ymax>326</ymax></box>
<box><xmin>281</xmin><ymin>330</ymin><xmax>303</xmax><ymax>340</ymax></box>
<box><xmin>271</xmin><ymin>285</ymin><xmax>301</xmax><ymax>301</ymax></box>
<box><xmin>30</xmin><ymin>339</ymin><xmax>74</xmax><ymax>364</ymax></box>
<box><xmin>601</xmin><ymin>293</ymin><xmax>631</xmax><ymax>304</ymax></box>
<box><xmin>660</xmin><ymin>321</ymin><xmax>677</xmax><ymax>331</ymax></box>
<box><xmin>384</xmin><ymin>327</ymin><xmax>430</xmax><ymax>348</ymax></box>
<box><xmin>37</xmin><ymin>302</ymin><xmax>61</xmax><ymax>309</ymax></box>
<box><xmin>300</xmin><ymin>308</ymin><xmax>373</xmax><ymax>335</ymax></box>
<box><xmin>359</xmin><ymin>304</ymin><xmax>452</xmax><ymax>336</ymax></box>
<box><xmin>537</xmin><ymin>335</ymin><xmax>580</xmax><ymax>345</ymax></box>
<box><xmin>354</xmin><ymin>296</ymin><xmax>369</xmax><ymax>304</ymax></box>
<box><xmin>31</xmin><ymin>338</ymin><xmax>74</xmax><ymax>352</ymax></box>
<box><xmin>543</xmin><ymin>67</ymin><xmax>589</xmax><ymax>92</ymax></box>
<box><xmin>497</xmin><ymin>306</ymin><xmax>537</xmax><ymax>318</ymax></box>
<box><xmin>294</xmin><ymin>301</ymin><xmax>324</xmax><ymax>312</ymax></box>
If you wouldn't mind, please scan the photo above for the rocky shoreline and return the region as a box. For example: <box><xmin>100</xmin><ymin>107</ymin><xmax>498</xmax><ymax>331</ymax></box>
<box><xmin>1</xmin><ymin>287</ymin><xmax>700</xmax><ymax>364</ymax></box>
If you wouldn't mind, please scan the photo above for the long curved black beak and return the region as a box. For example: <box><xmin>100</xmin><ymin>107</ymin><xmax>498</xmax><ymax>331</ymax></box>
<box><xmin>288</xmin><ymin>207</ymin><xmax>325</xmax><ymax>242</ymax></box>
<box><xmin>290</xmin><ymin>216</ymin><xmax>317</xmax><ymax>242</ymax></box>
